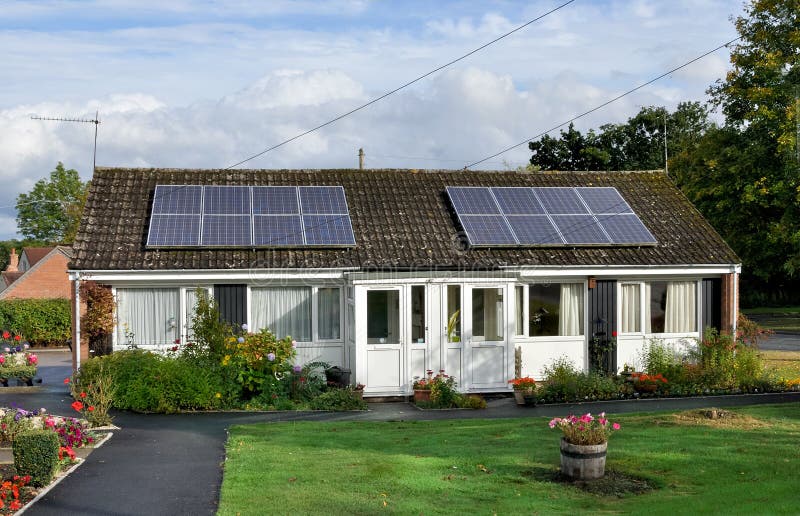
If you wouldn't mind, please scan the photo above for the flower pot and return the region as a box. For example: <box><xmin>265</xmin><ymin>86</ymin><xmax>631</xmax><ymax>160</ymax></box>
<box><xmin>560</xmin><ymin>437</ymin><xmax>607</xmax><ymax>480</ymax></box>
<box><xmin>635</xmin><ymin>383</ymin><xmax>657</xmax><ymax>393</ymax></box>
<box><xmin>413</xmin><ymin>389</ymin><xmax>431</xmax><ymax>403</ymax></box>
<box><xmin>514</xmin><ymin>391</ymin><xmax>526</xmax><ymax>405</ymax></box>
<box><xmin>513</xmin><ymin>390</ymin><xmax>535</xmax><ymax>406</ymax></box>
<box><xmin>353</xmin><ymin>389</ymin><xmax>364</xmax><ymax>400</ymax></box>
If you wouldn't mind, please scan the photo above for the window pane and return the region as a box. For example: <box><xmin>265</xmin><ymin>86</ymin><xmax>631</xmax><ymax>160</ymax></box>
<box><xmin>411</xmin><ymin>285</ymin><xmax>425</xmax><ymax>343</ymax></box>
<box><xmin>318</xmin><ymin>287</ymin><xmax>341</xmax><ymax>340</ymax></box>
<box><xmin>184</xmin><ymin>288</ymin><xmax>208</xmax><ymax>342</ymax></box>
<box><xmin>529</xmin><ymin>284</ymin><xmax>560</xmax><ymax>337</ymax></box>
<box><xmin>528</xmin><ymin>283</ymin><xmax>584</xmax><ymax>337</ymax></box>
<box><xmin>647</xmin><ymin>281</ymin><xmax>667</xmax><ymax>334</ymax></box>
<box><xmin>515</xmin><ymin>285</ymin><xmax>524</xmax><ymax>336</ymax></box>
<box><xmin>251</xmin><ymin>287</ymin><xmax>312</xmax><ymax>341</ymax></box>
<box><xmin>472</xmin><ymin>288</ymin><xmax>504</xmax><ymax>341</ymax></box>
<box><xmin>116</xmin><ymin>288</ymin><xmax>180</xmax><ymax>347</ymax></box>
<box><xmin>447</xmin><ymin>285</ymin><xmax>461</xmax><ymax>343</ymax></box>
<box><xmin>367</xmin><ymin>290</ymin><xmax>400</xmax><ymax>344</ymax></box>
<box><xmin>620</xmin><ymin>284</ymin><xmax>641</xmax><ymax>333</ymax></box>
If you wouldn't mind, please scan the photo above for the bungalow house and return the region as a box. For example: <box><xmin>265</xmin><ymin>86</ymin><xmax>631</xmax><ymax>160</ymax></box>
<box><xmin>69</xmin><ymin>167</ymin><xmax>740</xmax><ymax>396</ymax></box>
<box><xmin>0</xmin><ymin>246</ymin><xmax>73</xmax><ymax>300</ymax></box>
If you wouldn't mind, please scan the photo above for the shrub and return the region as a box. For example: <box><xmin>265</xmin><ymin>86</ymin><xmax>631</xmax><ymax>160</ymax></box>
<box><xmin>13</xmin><ymin>430</ymin><xmax>60</xmax><ymax>487</ymax></box>
<box><xmin>0</xmin><ymin>408</ymin><xmax>37</xmax><ymax>443</ymax></box>
<box><xmin>0</xmin><ymin>299</ymin><xmax>71</xmax><ymax>346</ymax></box>
<box><xmin>691</xmin><ymin>329</ymin><xmax>737</xmax><ymax>389</ymax></box>
<box><xmin>69</xmin><ymin>360</ymin><xmax>115</xmax><ymax>426</ymax></box>
<box><xmin>539</xmin><ymin>357</ymin><xmax>582</xmax><ymax>401</ymax></box>
<box><xmin>222</xmin><ymin>328</ymin><xmax>295</xmax><ymax>399</ymax></box>
<box><xmin>188</xmin><ymin>292</ymin><xmax>231</xmax><ymax>361</ymax></box>
<box><xmin>640</xmin><ymin>339</ymin><xmax>685</xmax><ymax>379</ymax></box>
<box><xmin>733</xmin><ymin>344</ymin><xmax>765</xmax><ymax>390</ymax></box>
<box><xmin>457</xmin><ymin>395</ymin><xmax>487</xmax><ymax>409</ymax></box>
<box><xmin>308</xmin><ymin>388</ymin><xmax>367</xmax><ymax>411</ymax></box>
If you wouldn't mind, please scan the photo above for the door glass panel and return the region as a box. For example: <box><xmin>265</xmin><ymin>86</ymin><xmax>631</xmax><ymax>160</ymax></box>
<box><xmin>515</xmin><ymin>285</ymin><xmax>524</xmax><ymax>336</ymax></box>
<box><xmin>411</xmin><ymin>285</ymin><xmax>425</xmax><ymax>343</ymax></box>
<box><xmin>318</xmin><ymin>287</ymin><xmax>341</xmax><ymax>340</ymax></box>
<box><xmin>367</xmin><ymin>290</ymin><xmax>400</xmax><ymax>344</ymax></box>
<box><xmin>472</xmin><ymin>288</ymin><xmax>504</xmax><ymax>342</ymax></box>
<box><xmin>446</xmin><ymin>285</ymin><xmax>461</xmax><ymax>343</ymax></box>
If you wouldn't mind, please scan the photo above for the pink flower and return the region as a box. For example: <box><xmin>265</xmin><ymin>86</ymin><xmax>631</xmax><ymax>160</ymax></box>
<box><xmin>0</xmin><ymin>356</ymin><xmax>5</xmax><ymax>365</ymax></box>
<box><xmin>612</xmin><ymin>423</ymin><xmax>621</xmax><ymax>430</ymax></box>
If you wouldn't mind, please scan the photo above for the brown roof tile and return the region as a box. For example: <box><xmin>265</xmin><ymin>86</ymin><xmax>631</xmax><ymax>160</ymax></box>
<box><xmin>70</xmin><ymin>168</ymin><xmax>740</xmax><ymax>271</ymax></box>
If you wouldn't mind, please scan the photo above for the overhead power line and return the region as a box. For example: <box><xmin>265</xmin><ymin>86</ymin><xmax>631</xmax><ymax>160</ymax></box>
<box><xmin>464</xmin><ymin>36</ymin><xmax>742</xmax><ymax>169</ymax></box>
<box><xmin>223</xmin><ymin>0</ymin><xmax>577</xmax><ymax>170</ymax></box>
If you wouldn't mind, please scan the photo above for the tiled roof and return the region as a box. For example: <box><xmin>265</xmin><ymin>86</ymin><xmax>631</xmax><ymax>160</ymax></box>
<box><xmin>1</xmin><ymin>271</ymin><xmax>23</xmax><ymax>287</ymax></box>
<box><xmin>22</xmin><ymin>247</ymin><xmax>55</xmax><ymax>267</ymax></box>
<box><xmin>70</xmin><ymin>168</ymin><xmax>739</xmax><ymax>271</ymax></box>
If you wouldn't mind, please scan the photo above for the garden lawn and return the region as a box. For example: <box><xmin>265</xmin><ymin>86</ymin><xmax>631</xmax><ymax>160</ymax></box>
<box><xmin>742</xmin><ymin>307</ymin><xmax>800</xmax><ymax>332</ymax></box>
<box><xmin>760</xmin><ymin>350</ymin><xmax>800</xmax><ymax>379</ymax></box>
<box><xmin>218</xmin><ymin>404</ymin><xmax>800</xmax><ymax>515</ymax></box>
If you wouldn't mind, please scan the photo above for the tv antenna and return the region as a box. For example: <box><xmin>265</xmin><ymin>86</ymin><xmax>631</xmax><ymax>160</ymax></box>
<box><xmin>31</xmin><ymin>110</ymin><xmax>101</xmax><ymax>171</ymax></box>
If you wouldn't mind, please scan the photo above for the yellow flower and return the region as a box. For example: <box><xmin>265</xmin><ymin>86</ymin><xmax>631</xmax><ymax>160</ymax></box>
<box><xmin>215</xmin><ymin>392</ymin><xmax>222</xmax><ymax>398</ymax></box>
<box><xmin>222</xmin><ymin>355</ymin><xmax>231</xmax><ymax>366</ymax></box>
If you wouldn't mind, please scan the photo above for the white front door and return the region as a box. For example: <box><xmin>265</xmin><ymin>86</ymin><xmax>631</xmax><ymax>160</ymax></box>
<box><xmin>465</xmin><ymin>285</ymin><xmax>509</xmax><ymax>390</ymax></box>
<box><xmin>407</xmin><ymin>285</ymin><xmax>428</xmax><ymax>385</ymax></box>
<box><xmin>364</xmin><ymin>287</ymin><xmax>404</xmax><ymax>392</ymax></box>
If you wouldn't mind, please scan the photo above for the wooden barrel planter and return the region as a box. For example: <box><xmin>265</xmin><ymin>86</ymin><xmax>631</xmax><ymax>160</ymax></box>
<box><xmin>559</xmin><ymin>438</ymin><xmax>607</xmax><ymax>480</ymax></box>
<box><xmin>413</xmin><ymin>389</ymin><xmax>431</xmax><ymax>403</ymax></box>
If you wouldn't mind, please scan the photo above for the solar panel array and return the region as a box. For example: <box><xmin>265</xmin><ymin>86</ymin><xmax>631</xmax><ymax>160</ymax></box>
<box><xmin>446</xmin><ymin>186</ymin><xmax>656</xmax><ymax>247</ymax></box>
<box><xmin>147</xmin><ymin>185</ymin><xmax>356</xmax><ymax>247</ymax></box>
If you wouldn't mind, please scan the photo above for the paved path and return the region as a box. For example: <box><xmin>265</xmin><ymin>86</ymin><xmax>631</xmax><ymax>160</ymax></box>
<box><xmin>759</xmin><ymin>331</ymin><xmax>800</xmax><ymax>351</ymax></box>
<box><xmin>2</xmin><ymin>351</ymin><xmax>798</xmax><ymax>515</ymax></box>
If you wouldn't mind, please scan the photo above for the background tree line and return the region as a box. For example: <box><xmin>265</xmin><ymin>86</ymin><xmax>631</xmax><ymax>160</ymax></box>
<box><xmin>528</xmin><ymin>0</ymin><xmax>798</xmax><ymax>307</ymax></box>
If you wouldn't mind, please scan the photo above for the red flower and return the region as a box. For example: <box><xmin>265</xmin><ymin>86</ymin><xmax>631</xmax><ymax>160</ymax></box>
<box><xmin>612</xmin><ymin>330</ymin><xmax>618</xmax><ymax>337</ymax></box>
<box><xmin>80</xmin><ymin>392</ymin><xmax>87</xmax><ymax>398</ymax></box>
<box><xmin>174</xmin><ymin>338</ymin><xmax>181</xmax><ymax>344</ymax></box>
<box><xmin>64</xmin><ymin>378</ymin><xmax>71</xmax><ymax>384</ymax></box>
<box><xmin>13</xmin><ymin>335</ymin><xmax>20</xmax><ymax>341</ymax></box>
<box><xmin>170</xmin><ymin>345</ymin><xmax>178</xmax><ymax>352</ymax></box>
<box><xmin>1</xmin><ymin>332</ymin><xmax>8</xmax><ymax>339</ymax></box>
<box><xmin>88</xmin><ymin>406</ymin><xmax>95</xmax><ymax>412</ymax></box>
<box><xmin>71</xmin><ymin>401</ymin><xmax>84</xmax><ymax>412</ymax></box>
<box><xmin>10</xmin><ymin>500</ymin><xmax>20</xmax><ymax>510</ymax></box>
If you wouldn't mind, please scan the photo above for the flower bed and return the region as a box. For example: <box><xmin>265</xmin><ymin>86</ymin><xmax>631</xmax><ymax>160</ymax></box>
<box><xmin>0</xmin><ymin>332</ymin><xmax>37</xmax><ymax>386</ymax></box>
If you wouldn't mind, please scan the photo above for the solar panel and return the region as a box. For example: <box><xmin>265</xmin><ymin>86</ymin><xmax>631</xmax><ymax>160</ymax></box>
<box><xmin>445</xmin><ymin>187</ymin><xmax>500</xmax><ymax>215</ymax></box>
<box><xmin>597</xmin><ymin>214</ymin><xmax>656</xmax><ymax>243</ymax></box>
<box><xmin>491</xmin><ymin>187</ymin><xmax>545</xmax><ymax>215</ymax></box>
<box><xmin>459</xmin><ymin>215</ymin><xmax>517</xmax><ymax>245</ymax></box>
<box><xmin>299</xmin><ymin>186</ymin><xmax>349</xmax><ymax>214</ymax></box>
<box><xmin>551</xmin><ymin>215</ymin><xmax>611</xmax><ymax>244</ymax></box>
<box><xmin>201</xmin><ymin>215</ymin><xmax>252</xmax><ymax>246</ymax></box>
<box><xmin>147</xmin><ymin>184</ymin><xmax>356</xmax><ymax>248</ymax></box>
<box><xmin>445</xmin><ymin>185</ymin><xmax>655</xmax><ymax>247</ymax></box>
<box><xmin>533</xmin><ymin>188</ymin><xmax>589</xmax><ymax>214</ymax></box>
<box><xmin>203</xmin><ymin>186</ymin><xmax>251</xmax><ymax>215</ymax></box>
<box><xmin>506</xmin><ymin>215</ymin><xmax>563</xmax><ymax>244</ymax></box>
<box><xmin>252</xmin><ymin>187</ymin><xmax>300</xmax><ymax>214</ymax></box>
<box><xmin>252</xmin><ymin>215</ymin><xmax>305</xmax><ymax>245</ymax></box>
<box><xmin>575</xmin><ymin>187</ymin><xmax>632</xmax><ymax>214</ymax></box>
<box><xmin>303</xmin><ymin>215</ymin><xmax>356</xmax><ymax>246</ymax></box>
<box><xmin>147</xmin><ymin>215</ymin><xmax>201</xmax><ymax>246</ymax></box>
<box><xmin>151</xmin><ymin>185</ymin><xmax>202</xmax><ymax>214</ymax></box>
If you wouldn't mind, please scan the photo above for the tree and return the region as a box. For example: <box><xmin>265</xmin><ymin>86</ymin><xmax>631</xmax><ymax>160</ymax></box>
<box><xmin>16</xmin><ymin>163</ymin><xmax>89</xmax><ymax>244</ymax></box>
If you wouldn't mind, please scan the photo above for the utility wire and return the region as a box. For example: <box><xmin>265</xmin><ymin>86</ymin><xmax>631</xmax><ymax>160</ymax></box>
<box><xmin>464</xmin><ymin>36</ymin><xmax>742</xmax><ymax>169</ymax></box>
<box><xmin>223</xmin><ymin>0</ymin><xmax>577</xmax><ymax>170</ymax></box>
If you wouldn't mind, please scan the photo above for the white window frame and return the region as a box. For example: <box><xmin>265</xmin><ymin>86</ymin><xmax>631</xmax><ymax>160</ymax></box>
<box><xmin>617</xmin><ymin>279</ymin><xmax>701</xmax><ymax>337</ymax></box>
<box><xmin>525</xmin><ymin>280</ymin><xmax>588</xmax><ymax>339</ymax></box>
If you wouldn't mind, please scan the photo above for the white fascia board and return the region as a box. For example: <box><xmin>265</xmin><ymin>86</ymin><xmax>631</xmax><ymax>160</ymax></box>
<box><xmin>68</xmin><ymin>268</ymin><xmax>356</xmax><ymax>283</ymax></box>
<box><xmin>510</xmin><ymin>264</ymin><xmax>741</xmax><ymax>277</ymax></box>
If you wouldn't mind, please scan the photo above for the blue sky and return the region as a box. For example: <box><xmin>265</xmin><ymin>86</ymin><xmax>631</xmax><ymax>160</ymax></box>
<box><xmin>0</xmin><ymin>0</ymin><xmax>745</xmax><ymax>239</ymax></box>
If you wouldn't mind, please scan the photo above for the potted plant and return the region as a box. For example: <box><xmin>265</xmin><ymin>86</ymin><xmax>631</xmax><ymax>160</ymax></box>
<box><xmin>508</xmin><ymin>376</ymin><xmax>536</xmax><ymax>405</ymax></box>
<box><xmin>630</xmin><ymin>372</ymin><xmax>667</xmax><ymax>393</ymax></box>
<box><xmin>549</xmin><ymin>412</ymin><xmax>621</xmax><ymax>480</ymax></box>
<box><xmin>0</xmin><ymin>333</ymin><xmax>37</xmax><ymax>387</ymax></box>
<box><xmin>412</xmin><ymin>370</ymin><xmax>435</xmax><ymax>402</ymax></box>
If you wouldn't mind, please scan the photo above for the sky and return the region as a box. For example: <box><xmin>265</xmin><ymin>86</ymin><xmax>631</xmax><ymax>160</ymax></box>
<box><xmin>0</xmin><ymin>0</ymin><xmax>746</xmax><ymax>240</ymax></box>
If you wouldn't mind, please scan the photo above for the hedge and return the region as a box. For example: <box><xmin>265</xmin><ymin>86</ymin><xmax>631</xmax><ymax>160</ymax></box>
<box><xmin>13</xmin><ymin>430</ymin><xmax>60</xmax><ymax>487</ymax></box>
<box><xmin>0</xmin><ymin>299</ymin><xmax>71</xmax><ymax>346</ymax></box>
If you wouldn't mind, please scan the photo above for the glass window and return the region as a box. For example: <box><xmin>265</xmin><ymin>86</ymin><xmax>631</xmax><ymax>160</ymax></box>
<box><xmin>251</xmin><ymin>287</ymin><xmax>312</xmax><ymax>341</ymax></box>
<box><xmin>318</xmin><ymin>287</ymin><xmax>341</xmax><ymax>340</ymax></box>
<box><xmin>411</xmin><ymin>286</ymin><xmax>426</xmax><ymax>343</ymax></box>
<box><xmin>515</xmin><ymin>285</ymin><xmax>524</xmax><ymax>336</ymax></box>
<box><xmin>647</xmin><ymin>281</ymin><xmax>696</xmax><ymax>333</ymax></box>
<box><xmin>346</xmin><ymin>302</ymin><xmax>355</xmax><ymax>344</ymax></box>
<box><xmin>446</xmin><ymin>285</ymin><xmax>461</xmax><ymax>343</ymax></box>
<box><xmin>647</xmin><ymin>282</ymin><xmax>667</xmax><ymax>333</ymax></box>
<box><xmin>529</xmin><ymin>283</ymin><xmax>584</xmax><ymax>337</ymax></box>
<box><xmin>184</xmin><ymin>287</ymin><xmax>208</xmax><ymax>342</ymax></box>
<box><xmin>620</xmin><ymin>283</ymin><xmax>641</xmax><ymax>333</ymax></box>
<box><xmin>367</xmin><ymin>290</ymin><xmax>400</xmax><ymax>344</ymax></box>
<box><xmin>116</xmin><ymin>288</ymin><xmax>180</xmax><ymax>347</ymax></box>
<box><xmin>472</xmin><ymin>288</ymin><xmax>504</xmax><ymax>341</ymax></box>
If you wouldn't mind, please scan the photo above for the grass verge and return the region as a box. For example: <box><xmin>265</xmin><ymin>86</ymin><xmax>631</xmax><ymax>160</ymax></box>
<box><xmin>760</xmin><ymin>350</ymin><xmax>800</xmax><ymax>379</ymax></box>
<box><xmin>218</xmin><ymin>404</ymin><xmax>800</xmax><ymax>515</ymax></box>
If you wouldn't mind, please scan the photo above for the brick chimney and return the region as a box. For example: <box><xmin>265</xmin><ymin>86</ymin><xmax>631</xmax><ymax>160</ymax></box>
<box><xmin>5</xmin><ymin>249</ymin><xmax>18</xmax><ymax>272</ymax></box>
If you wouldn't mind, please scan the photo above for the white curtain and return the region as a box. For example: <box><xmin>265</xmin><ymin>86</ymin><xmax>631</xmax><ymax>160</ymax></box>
<box><xmin>318</xmin><ymin>287</ymin><xmax>341</xmax><ymax>340</ymax></box>
<box><xmin>620</xmin><ymin>284</ymin><xmax>640</xmax><ymax>333</ymax></box>
<box><xmin>665</xmin><ymin>281</ymin><xmax>696</xmax><ymax>333</ymax></box>
<box><xmin>116</xmin><ymin>288</ymin><xmax>179</xmax><ymax>347</ymax></box>
<box><xmin>251</xmin><ymin>287</ymin><xmax>312</xmax><ymax>341</ymax></box>
<box><xmin>558</xmin><ymin>283</ymin><xmax>584</xmax><ymax>336</ymax></box>
<box><xmin>644</xmin><ymin>283</ymin><xmax>652</xmax><ymax>333</ymax></box>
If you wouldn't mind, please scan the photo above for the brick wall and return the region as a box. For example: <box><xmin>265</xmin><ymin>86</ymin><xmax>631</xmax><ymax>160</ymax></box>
<box><xmin>720</xmin><ymin>272</ymin><xmax>739</xmax><ymax>334</ymax></box>
<box><xmin>1</xmin><ymin>252</ymin><xmax>71</xmax><ymax>300</ymax></box>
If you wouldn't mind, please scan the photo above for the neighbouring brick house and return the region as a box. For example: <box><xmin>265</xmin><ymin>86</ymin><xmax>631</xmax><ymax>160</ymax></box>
<box><xmin>0</xmin><ymin>246</ymin><xmax>73</xmax><ymax>300</ymax></box>
<box><xmin>69</xmin><ymin>167</ymin><xmax>740</xmax><ymax>395</ymax></box>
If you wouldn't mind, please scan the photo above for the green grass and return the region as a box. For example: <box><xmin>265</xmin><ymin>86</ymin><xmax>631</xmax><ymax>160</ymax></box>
<box><xmin>218</xmin><ymin>404</ymin><xmax>800</xmax><ymax>515</ymax></box>
<box><xmin>761</xmin><ymin>350</ymin><xmax>800</xmax><ymax>379</ymax></box>
<box><xmin>742</xmin><ymin>307</ymin><xmax>800</xmax><ymax>332</ymax></box>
